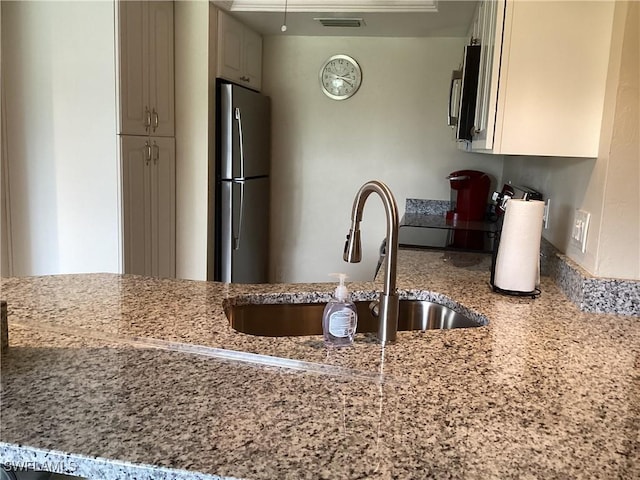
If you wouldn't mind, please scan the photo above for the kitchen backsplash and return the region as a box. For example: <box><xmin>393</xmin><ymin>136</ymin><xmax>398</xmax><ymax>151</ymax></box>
<box><xmin>541</xmin><ymin>239</ymin><xmax>639</xmax><ymax>317</ymax></box>
<box><xmin>405</xmin><ymin>198</ymin><xmax>452</xmax><ymax>216</ymax></box>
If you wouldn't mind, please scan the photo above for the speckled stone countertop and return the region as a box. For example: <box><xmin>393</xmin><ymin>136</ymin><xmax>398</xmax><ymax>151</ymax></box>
<box><xmin>1</xmin><ymin>250</ymin><xmax>639</xmax><ymax>479</ymax></box>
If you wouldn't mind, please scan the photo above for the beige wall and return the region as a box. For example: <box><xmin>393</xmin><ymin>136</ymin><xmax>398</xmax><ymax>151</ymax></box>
<box><xmin>262</xmin><ymin>36</ymin><xmax>504</xmax><ymax>283</ymax></box>
<box><xmin>502</xmin><ymin>1</ymin><xmax>639</xmax><ymax>281</ymax></box>
<box><xmin>1</xmin><ymin>1</ymin><xmax>120</xmax><ymax>276</ymax></box>
<box><xmin>1</xmin><ymin>1</ymin><xmax>9</xmax><ymax>276</ymax></box>
<box><xmin>174</xmin><ymin>1</ymin><xmax>211</xmax><ymax>281</ymax></box>
<box><xmin>596</xmin><ymin>0</ymin><xmax>639</xmax><ymax>279</ymax></box>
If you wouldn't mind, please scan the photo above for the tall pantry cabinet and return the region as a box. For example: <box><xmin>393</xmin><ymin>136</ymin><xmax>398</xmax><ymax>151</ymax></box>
<box><xmin>116</xmin><ymin>0</ymin><xmax>176</xmax><ymax>278</ymax></box>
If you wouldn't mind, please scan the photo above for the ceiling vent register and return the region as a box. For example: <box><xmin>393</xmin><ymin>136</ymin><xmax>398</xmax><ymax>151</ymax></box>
<box><xmin>315</xmin><ymin>17</ymin><xmax>364</xmax><ymax>27</ymax></box>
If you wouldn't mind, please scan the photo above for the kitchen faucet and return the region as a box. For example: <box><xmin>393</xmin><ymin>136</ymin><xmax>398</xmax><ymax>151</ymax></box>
<box><xmin>343</xmin><ymin>180</ymin><xmax>399</xmax><ymax>344</ymax></box>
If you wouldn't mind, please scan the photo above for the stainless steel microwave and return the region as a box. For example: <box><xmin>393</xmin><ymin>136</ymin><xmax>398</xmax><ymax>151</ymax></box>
<box><xmin>448</xmin><ymin>44</ymin><xmax>481</xmax><ymax>141</ymax></box>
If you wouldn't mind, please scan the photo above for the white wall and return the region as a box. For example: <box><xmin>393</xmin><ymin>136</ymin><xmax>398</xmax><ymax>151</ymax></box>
<box><xmin>174</xmin><ymin>1</ymin><xmax>211</xmax><ymax>281</ymax></box>
<box><xmin>502</xmin><ymin>1</ymin><xmax>639</xmax><ymax>281</ymax></box>
<box><xmin>596</xmin><ymin>0</ymin><xmax>639</xmax><ymax>280</ymax></box>
<box><xmin>1</xmin><ymin>2</ymin><xmax>10</xmax><ymax>276</ymax></box>
<box><xmin>2</xmin><ymin>1</ymin><xmax>120</xmax><ymax>276</ymax></box>
<box><xmin>262</xmin><ymin>36</ymin><xmax>504</xmax><ymax>283</ymax></box>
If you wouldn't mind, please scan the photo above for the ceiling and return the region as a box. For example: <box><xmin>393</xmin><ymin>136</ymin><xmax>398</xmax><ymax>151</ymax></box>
<box><xmin>212</xmin><ymin>1</ymin><xmax>479</xmax><ymax>37</ymax></box>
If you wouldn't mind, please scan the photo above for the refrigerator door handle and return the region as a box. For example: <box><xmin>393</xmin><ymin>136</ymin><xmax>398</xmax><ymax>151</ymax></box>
<box><xmin>233</xmin><ymin>179</ymin><xmax>245</xmax><ymax>250</ymax></box>
<box><xmin>234</xmin><ymin>107</ymin><xmax>245</xmax><ymax>180</ymax></box>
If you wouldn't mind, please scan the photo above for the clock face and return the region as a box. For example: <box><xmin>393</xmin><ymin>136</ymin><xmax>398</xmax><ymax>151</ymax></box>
<box><xmin>319</xmin><ymin>54</ymin><xmax>362</xmax><ymax>100</ymax></box>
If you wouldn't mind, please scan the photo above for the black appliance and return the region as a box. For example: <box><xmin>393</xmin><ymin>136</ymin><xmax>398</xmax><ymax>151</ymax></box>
<box><xmin>448</xmin><ymin>44</ymin><xmax>481</xmax><ymax>141</ymax></box>
<box><xmin>213</xmin><ymin>81</ymin><xmax>271</xmax><ymax>283</ymax></box>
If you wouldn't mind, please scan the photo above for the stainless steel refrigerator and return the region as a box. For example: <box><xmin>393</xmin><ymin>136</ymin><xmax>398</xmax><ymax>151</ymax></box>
<box><xmin>214</xmin><ymin>82</ymin><xmax>270</xmax><ymax>283</ymax></box>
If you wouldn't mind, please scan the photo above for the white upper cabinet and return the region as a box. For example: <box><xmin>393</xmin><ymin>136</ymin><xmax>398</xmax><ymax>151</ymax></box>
<box><xmin>470</xmin><ymin>0</ymin><xmax>615</xmax><ymax>157</ymax></box>
<box><xmin>217</xmin><ymin>10</ymin><xmax>263</xmax><ymax>91</ymax></box>
<box><xmin>118</xmin><ymin>1</ymin><xmax>175</xmax><ymax>136</ymax></box>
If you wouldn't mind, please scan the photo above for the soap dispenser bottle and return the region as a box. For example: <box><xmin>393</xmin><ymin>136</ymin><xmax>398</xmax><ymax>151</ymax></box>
<box><xmin>323</xmin><ymin>273</ymin><xmax>358</xmax><ymax>347</ymax></box>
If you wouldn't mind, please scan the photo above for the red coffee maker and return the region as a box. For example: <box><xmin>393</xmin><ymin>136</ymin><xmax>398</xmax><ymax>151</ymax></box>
<box><xmin>446</xmin><ymin>170</ymin><xmax>491</xmax><ymax>249</ymax></box>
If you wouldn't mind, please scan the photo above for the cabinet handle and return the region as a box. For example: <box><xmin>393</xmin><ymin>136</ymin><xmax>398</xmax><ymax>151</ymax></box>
<box><xmin>448</xmin><ymin>69</ymin><xmax>462</xmax><ymax>127</ymax></box>
<box><xmin>239</xmin><ymin>75</ymin><xmax>250</xmax><ymax>83</ymax></box>
<box><xmin>152</xmin><ymin>108</ymin><xmax>159</xmax><ymax>132</ymax></box>
<box><xmin>144</xmin><ymin>141</ymin><xmax>151</xmax><ymax>165</ymax></box>
<box><xmin>152</xmin><ymin>141</ymin><xmax>159</xmax><ymax>164</ymax></box>
<box><xmin>144</xmin><ymin>107</ymin><xmax>151</xmax><ymax>132</ymax></box>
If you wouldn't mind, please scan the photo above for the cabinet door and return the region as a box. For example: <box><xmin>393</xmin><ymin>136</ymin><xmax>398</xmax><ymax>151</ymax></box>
<box><xmin>121</xmin><ymin>136</ymin><xmax>152</xmax><ymax>275</ymax></box>
<box><xmin>149</xmin><ymin>137</ymin><xmax>175</xmax><ymax>278</ymax></box>
<box><xmin>148</xmin><ymin>1</ymin><xmax>175</xmax><ymax>136</ymax></box>
<box><xmin>495</xmin><ymin>0</ymin><xmax>613</xmax><ymax>157</ymax></box>
<box><xmin>243</xmin><ymin>27</ymin><xmax>263</xmax><ymax>91</ymax></box>
<box><xmin>470</xmin><ymin>0</ymin><xmax>613</xmax><ymax>157</ymax></box>
<box><xmin>217</xmin><ymin>11</ymin><xmax>244</xmax><ymax>83</ymax></box>
<box><xmin>118</xmin><ymin>1</ymin><xmax>151</xmax><ymax>136</ymax></box>
<box><xmin>217</xmin><ymin>10</ymin><xmax>262</xmax><ymax>91</ymax></box>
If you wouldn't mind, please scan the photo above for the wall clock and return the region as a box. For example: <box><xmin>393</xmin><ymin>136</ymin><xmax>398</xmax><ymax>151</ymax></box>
<box><xmin>319</xmin><ymin>54</ymin><xmax>362</xmax><ymax>100</ymax></box>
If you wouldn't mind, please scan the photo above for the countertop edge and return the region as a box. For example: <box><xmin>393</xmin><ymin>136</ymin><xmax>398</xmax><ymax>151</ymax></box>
<box><xmin>0</xmin><ymin>443</ymin><xmax>234</xmax><ymax>480</ymax></box>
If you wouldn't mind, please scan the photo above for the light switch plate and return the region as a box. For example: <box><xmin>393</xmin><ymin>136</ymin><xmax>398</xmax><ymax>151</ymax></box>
<box><xmin>571</xmin><ymin>209</ymin><xmax>591</xmax><ymax>253</ymax></box>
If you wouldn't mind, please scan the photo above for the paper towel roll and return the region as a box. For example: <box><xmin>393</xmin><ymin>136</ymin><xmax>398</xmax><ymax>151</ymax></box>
<box><xmin>494</xmin><ymin>199</ymin><xmax>545</xmax><ymax>294</ymax></box>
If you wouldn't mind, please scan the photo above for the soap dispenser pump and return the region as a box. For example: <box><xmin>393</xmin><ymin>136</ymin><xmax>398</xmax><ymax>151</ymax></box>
<box><xmin>323</xmin><ymin>273</ymin><xmax>358</xmax><ymax>347</ymax></box>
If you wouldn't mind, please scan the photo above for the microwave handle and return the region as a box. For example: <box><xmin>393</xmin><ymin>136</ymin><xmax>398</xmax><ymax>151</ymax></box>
<box><xmin>448</xmin><ymin>69</ymin><xmax>463</xmax><ymax>127</ymax></box>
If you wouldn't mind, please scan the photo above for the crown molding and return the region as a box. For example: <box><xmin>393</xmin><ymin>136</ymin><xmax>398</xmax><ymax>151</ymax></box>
<box><xmin>213</xmin><ymin>1</ymin><xmax>438</xmax><ymax>13</ymax></box>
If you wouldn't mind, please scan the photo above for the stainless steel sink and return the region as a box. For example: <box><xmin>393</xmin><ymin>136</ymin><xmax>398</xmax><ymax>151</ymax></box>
<box><xmin>225</xmin><ymin>300</ymin><xmax>483</xmax><ymax>337</ymax></box>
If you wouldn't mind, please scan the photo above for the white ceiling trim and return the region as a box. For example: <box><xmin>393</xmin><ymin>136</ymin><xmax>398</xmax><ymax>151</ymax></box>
<box><xmin>214</xmin><ymin>0</ymin><xmax>438</xmax><ymax>13</ymax></box>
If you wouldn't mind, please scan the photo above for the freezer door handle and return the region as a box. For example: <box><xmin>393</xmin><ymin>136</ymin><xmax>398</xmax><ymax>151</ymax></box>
<box><xmin>234</xmin><ymin>107</ymin><xmax>245</xmax><ymax>179</ymax></box>
<box><xmin>233</xmin><ymin>179</ymin><xmax>245</xmax><ymax>250</ymax></box>
<box><xmin>233</xmin><ymin>107</ymin><xmax>247</xmax><ymax>250</ymax></box>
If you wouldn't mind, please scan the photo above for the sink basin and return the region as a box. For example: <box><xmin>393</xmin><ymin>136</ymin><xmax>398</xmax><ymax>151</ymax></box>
<box><xmin>225</xmin><ymin>300</ymin><xmax>483</xmax><ymax>337</ymax></box>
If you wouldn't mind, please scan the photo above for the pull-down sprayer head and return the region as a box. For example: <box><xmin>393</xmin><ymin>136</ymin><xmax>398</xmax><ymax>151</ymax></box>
<box><xmin>343</xmin><ymin>227</ymin><xmax>362</xmax><ymax>263</ymax></box>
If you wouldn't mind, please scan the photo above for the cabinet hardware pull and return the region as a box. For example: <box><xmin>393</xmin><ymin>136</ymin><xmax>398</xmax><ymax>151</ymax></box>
<box><xmin>448</xmin><ymin>69</ymin><xmax>462</xmax><ymax>127</ymax></box>
<box><xmin>152</xmin><ymin>142</ymin><xmax>159</xmax><ymax>164</ymax></box>
<box><xmin>240</xmin><ymin>75</ymin><xmax>250</xmax><ymax>82</ymax></box>
<box><xmin>144</xmin><ymin>107</ymin><xmax>151</xmax><ymax>132</ymax></box>
<box><xmin>144</xmin><ymin>141</ymin><xmax>152</xmax><ymax>165</ymax></box>
<box><xmin>152</xmin><ymin>108</ymin><xmax>159</xmax><ymax>132</ymax></box>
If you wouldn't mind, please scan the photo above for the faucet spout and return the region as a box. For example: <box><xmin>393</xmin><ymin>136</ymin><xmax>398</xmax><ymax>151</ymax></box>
<box><xmin>343</xmin><ymin>180</ymin><xmax>399</xmax><ymax>344</ymax></box>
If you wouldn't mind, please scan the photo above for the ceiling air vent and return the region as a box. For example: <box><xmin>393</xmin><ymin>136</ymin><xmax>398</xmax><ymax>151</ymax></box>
<box><xmin>314</xmin><ymin>17</ymin><xmax>364</xmax><ymax>28</ymax></box>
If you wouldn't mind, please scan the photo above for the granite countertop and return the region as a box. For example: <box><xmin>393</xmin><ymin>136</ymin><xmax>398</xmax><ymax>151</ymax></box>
<box><xmin>1</xmin><ymin>249</ymin><xmax>638</xmax><ymax>479</ymax></box>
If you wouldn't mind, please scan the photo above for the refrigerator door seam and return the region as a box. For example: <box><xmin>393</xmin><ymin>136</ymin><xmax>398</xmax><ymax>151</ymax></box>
<box><xmin>221</xmin><ymin>175</ymin><xmax>269</xmax><ymax>182</ymax></box>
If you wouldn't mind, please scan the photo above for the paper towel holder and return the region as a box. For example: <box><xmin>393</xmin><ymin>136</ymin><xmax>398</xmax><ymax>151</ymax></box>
<box><xmin>489</xmin><ymin>198</ymin><xmax>543</xmax><ymax>299</ymax></box>
<box><xmin>490</xmin><ymin>225</ymin><xmax>541</xmax><ymax>298</ymax></box>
